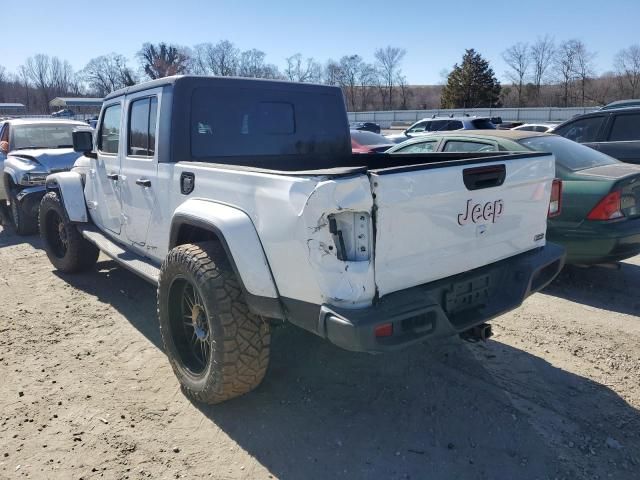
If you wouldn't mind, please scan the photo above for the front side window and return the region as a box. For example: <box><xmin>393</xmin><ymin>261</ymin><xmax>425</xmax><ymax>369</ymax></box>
<box><xmin>128</xmin><ymin>96</ymin><xmax>158</xmax><ymax>157</ymax></box>
<box><xmin>99</xmin><ymin>103</ymin><xmax>122</xmax><ymax>154</ymax></box>
<box><xmin>11</xmin><ymin>124</ymin><xmax>77</xmax><ymax>150</ymax></box>
<box><xmin>407</xmin><ymin>121</ymin><xmax>428</xmax><ymax>134</ymax></box>
<box><xmin>396</xmin><ymin>141</ymin><xmax>437</xmax><ymax>153</ymax></box>
<box><xmin>609</xmin><ymin>113</ymin><xmax>640</xmax><ymax>142</ymax></box>
<box><xmin>554</xmin><ymin>116</ymin><xmax>604</xmax><ymax>143</ymax></box>
<box><xmin>443</xmin><ymin>140</ymin><xmax>497</xmax><ymax>152</ymax></box>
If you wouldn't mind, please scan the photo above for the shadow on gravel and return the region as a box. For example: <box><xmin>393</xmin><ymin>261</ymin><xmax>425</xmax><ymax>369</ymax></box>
<box><xmin>544</xmin><ymin>263</ymin><xmax>640</xmax><ymax>316</ymax></box>
<box><xmin>192</xmin><ymin>326</ymin><xmax>640</xmax><ymax>480</ymax></box>
<box><xmin>49</xmin><ymin>251</ymin><xmax>640</xmax><ymax>480</ymax></box>
<box><xmin>52</xmin><ymin>258</ymin><xmax>161</xmax><ymax>348</ymax></box>
<box><xmin>0</xmin><ymin>226</ymin><xmax>42</xmax><ymax>249</ymax></box>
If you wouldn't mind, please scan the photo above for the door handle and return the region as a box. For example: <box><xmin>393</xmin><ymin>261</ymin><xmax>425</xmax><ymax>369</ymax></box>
<box><xmin>136</xmin><ymin>178</ymin><xmax>152</xmax><ymax>188</ymax></box>
<box><xmin>106</xmin><ymin>173</ymin><xmax>119</xmax><ymax>181</ymax></box>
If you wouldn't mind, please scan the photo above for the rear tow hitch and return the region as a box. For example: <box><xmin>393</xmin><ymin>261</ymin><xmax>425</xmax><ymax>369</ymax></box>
<box><xmin>460</xmin><ymin>323</ymin><xmax>493</xmax><ymax>342</ymax></box>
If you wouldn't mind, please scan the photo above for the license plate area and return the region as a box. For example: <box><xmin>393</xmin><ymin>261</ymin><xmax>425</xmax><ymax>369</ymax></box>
<box><xmin>443</xmin><ymin>274</ymin><xmax>490</xmax><ymax>315</ymax></box>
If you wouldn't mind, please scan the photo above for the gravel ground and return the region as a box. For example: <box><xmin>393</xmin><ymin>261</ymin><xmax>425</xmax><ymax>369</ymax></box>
<box><xmin>1</xmin><ymin>226</ymin><xmax>639</xmax><ymax>480</ymax></box>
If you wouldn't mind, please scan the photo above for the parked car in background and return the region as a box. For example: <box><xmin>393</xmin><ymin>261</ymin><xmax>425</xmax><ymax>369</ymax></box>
<box><xmin>388</xmin><ymin>130</ymin><xmax>640</xmax><ymax>265</ymax></box>
<box><xmin>0</xmin><ymin>118</ymin><xmax>87</xmax><ymax>234</ymax></box>
<box><xmin>385</xmin><ymin>116</ymin><xmax>496</xmax><ymax>144</ymax></box>
<box><xmin>600</xmin><ymin>99</ymin><xmax>640</xmax><ymax>110</ymax></box>
<box><xmin>350</xmin><ymin>121</ymin><xmax>381</xmax><ymax>134</ymax></box>
<box><xmin>552</xmin><ymin>107</ymin><xmax>640</xmax><ymax>164</ymax></box>
<box><xmin>512</xmin><ymin>122</ymin><xmax>559</xmax><ymax>133</ymax></box>
<box><xmin>351</xmin><ymin>130</ymin><xmax>394</xmax><ymax>153</ymax></box>
<box><xmin>51</xmin><ymin>108</ymin><xmax>75</xmax><ymax>118</ymax></box>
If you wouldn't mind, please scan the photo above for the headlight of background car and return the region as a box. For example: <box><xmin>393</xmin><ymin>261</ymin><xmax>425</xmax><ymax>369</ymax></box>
<box><xmin>20</xmin><ymin>172</ymin><xmax>48</xmax><ymax>186</ymax></box>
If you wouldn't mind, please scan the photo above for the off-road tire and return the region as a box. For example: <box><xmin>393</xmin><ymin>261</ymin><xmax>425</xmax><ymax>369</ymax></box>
<box><xmin>9</xmin><ymin>188</ymin><xmax>37</xmax><ymax>235</ymax></box>
<box><xmin>158</xmin><ymin>241</ymin><xmax>271</xmax><ymax>404</ymax></box>
<box><xmin>39</xmin><ymin>191</ymin><xmax>99</xmax><ymax>272</ymax></box>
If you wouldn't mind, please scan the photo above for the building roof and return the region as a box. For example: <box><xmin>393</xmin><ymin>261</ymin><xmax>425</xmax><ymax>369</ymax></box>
<box><xmin>49</xmin><ymin>97</ymin><xmax>104</xmax><ymax>108</ymax></box>
<box><xmin>0</xmin><ymin>103</ymin><xmax>26</xmax><ymax>110</ymax></box>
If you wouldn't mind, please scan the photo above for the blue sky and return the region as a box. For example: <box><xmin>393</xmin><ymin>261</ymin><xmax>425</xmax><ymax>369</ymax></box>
<box><xmin>3</xmin><ymin>0</ymin><xmax>639</xmax><ymax>84</ymax></box>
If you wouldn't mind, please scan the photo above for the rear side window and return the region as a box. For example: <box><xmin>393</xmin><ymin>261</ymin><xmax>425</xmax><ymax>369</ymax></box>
<box><xmin>447</xmin><ymin>120</ymin><xmax>463</xmax><ymax>130</ymax></box>
<box><xmin>99</xmin><ymin>103</ymin><xmax>122</xmax><ymax>154</ymax></box>
<box><xmin>396</xmin><ymin>141</ymin><xmax>437</xmax><ymax>153</ymax></box>
<box><xmin>443</xmin><ymin>140</ymin><xmax>497</xmax><ymax>152</ymax></box>
<box><xmin>128</xmin><ymin>96</ymin><xmax>158</xmax><ymax>157</ymax></box>
<box><xmin>471</xmin><ymin>119</ymin><xmax>496</xmax><ymax>129</ymax></box>
<box><xmin>554</xmin><ymin>116</ymin><xmax>604</xmax><ymax>143</ymax></box>
<box><xmin>190</xmin><ymin>86</ymin><xmax>345</xmax><ymax>159</ymax></box>
<box><xmin>609</xmin><ymin>113</ymin><xmax>640</xmax><ymax>141</ymax></box>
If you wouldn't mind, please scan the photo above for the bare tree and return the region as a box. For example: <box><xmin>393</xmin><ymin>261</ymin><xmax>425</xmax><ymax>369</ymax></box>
<box><xmin>554</xmin><ymin>39</ymin><xmax>580</xmax><ymax>107</ymax></box>
<box><xmin>82</xmin><ymin>54</ymin><xmax>137</xmax><ymax>96</ymax></box>
<box><xmin>614</xmin><ymin>45</ymin><xmax>640</xmax><ymax>98</ymax></box>
<box><xmin>323</xmin><ymin>59</ymin><xmax>342</xmax><ymax>86</ymax></box>
<box><xmin>572</xmin><ymin>40</ymin><xmax>596</xmax><ymax>106</ymax></box>
<box><xmin>137</xmin><ymin>42</ymin><xmax>190</xmax><ymax>80</ymax></box>
<box><xmin>374</xmin><ymin>46</ymin><xmax>406</xmax><ymax>109</ymax></box>
<box><xmin>530</xmin><ymin>35</ymin><xmax>555</xmax><ymax>102</ymax></box>
<box><xmin>397</xmin><ymin>74</ymin><xmax>411</xmax><ymax>110</ymax></box>
<box><xmin>24</xmin><ymin>54</ymin><xmax>52</xmax><ymax>105</ymax></box>
<box><xmin>358</xmin><ymin>63</ymin><xmax>376</xmax><ymax>111</ymax></box>
<box><xmin>502</xmin><ymin>42</ymin><xmax>530</xmax><ymax>106</ymax></box>
<box><xmin>337</xmin><ymin>55</ymin><xmax>364</xmax><ymax>111</ymax></box>
<box><xmin>284</xmin><ymin>54</ymin><xmax>321</xmax><ymax>83</ymax></box>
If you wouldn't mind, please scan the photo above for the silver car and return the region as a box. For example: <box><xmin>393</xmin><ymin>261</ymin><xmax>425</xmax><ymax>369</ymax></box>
<box><xmin>0</xmin><ymin>118</ymin><xmax>89</xmax><ymax>234</ymax></box>
<box><xmin>386</xmin><ymin>116</ymin><xmax>496</xmax><ymax>144</ymax></box>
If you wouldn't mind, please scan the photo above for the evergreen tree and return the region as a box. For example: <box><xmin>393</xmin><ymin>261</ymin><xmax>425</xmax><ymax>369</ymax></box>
<box><xmin>441</xmin><ymin>49</ymin><xmax>502</xmax><ymax>108</ymax></box>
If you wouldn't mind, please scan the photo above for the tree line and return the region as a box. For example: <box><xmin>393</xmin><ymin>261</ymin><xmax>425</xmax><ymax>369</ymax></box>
<box><xmin>0</xmin><ymin>38</ymin><xmax>638</xmax><ymax>114</ymax></box>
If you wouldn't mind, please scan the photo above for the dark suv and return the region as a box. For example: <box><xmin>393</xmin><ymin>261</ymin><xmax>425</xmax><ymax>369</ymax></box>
<box><xmin>552</xmin><ymin>107</ymin><xmax>640</xmax><ymax>164</ymax></box>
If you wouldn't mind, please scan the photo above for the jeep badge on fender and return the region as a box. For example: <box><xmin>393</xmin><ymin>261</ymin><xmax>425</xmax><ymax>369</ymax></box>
<box><xmin>458</xmin><ymin>199</ymin><xmax>504</xmax><ymax>226</ymax></box>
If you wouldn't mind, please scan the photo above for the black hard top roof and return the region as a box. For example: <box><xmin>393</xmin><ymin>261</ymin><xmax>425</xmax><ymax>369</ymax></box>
<box><xmin>103</xmin><ymin>75</ymin><xmax>340</xmax><ymax>101</ymax></box>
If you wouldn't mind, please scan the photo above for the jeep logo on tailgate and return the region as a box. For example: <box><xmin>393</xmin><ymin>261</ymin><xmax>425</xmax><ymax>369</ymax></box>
<box><xmin>458</xmin><ymin>199</ymin><xmax>504</xmax><ymax>225</ymax></box>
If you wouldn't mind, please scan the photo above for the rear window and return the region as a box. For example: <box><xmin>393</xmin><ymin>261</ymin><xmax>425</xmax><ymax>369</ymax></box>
<box><xmin>351</xmin><ymin>130</ymin><xmax>389</xmax><ymax>146</ymax></box>
<box><xmin>190</xmin><ymin>86</ymin><xmax>345</xmax><ymax>159</ymax></box>
<box><xmin>471</xmin><ymin>119</ymin><xmax>496</xmax><ymax>129</ymax></box>
<box><xmin>519</xmin><ymin>135</ymin><xmax>618</xmax><ymax>171</ymax></box>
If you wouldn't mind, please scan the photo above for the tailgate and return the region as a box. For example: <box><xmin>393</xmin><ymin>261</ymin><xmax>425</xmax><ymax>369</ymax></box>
<box><xmin>371</xmin><ymin>153</ymin><xmax>555</xmax><ymax>297</ymax></box>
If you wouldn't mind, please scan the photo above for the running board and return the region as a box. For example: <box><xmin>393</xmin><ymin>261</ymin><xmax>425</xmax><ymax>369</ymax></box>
<box><xmin>79</xmin><ymin>227</ymin><xmax>160</xmax><ymax>285</ymax></box>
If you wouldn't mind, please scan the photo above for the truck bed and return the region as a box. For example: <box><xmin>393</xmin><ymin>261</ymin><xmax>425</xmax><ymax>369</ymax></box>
<box><xmin>183</xmin><ymin>151</ymin><xmax>550</xmax><ymax>177</ymax></box>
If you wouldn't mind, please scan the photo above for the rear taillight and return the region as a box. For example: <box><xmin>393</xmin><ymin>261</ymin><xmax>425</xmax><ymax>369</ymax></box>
<box><xmin>587</xmin><ymin>190</ymin><xmax>624</xmax><ymax>221</ymax></box>
<box><xmin>548</xmin><ymin>179</ymin><xmax>562</xmax><ymax>218</ymax></box>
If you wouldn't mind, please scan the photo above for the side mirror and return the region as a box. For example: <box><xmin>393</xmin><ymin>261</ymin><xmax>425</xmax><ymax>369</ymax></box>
<box><xmin>72</xmin><ymin>130</ymin><xmax>96</xmax><ymax>158</ymax></box>
<box><xmin>0</xmin><ymin>141</ymin><xmax>8</xmax><ymax>155</ymax></box>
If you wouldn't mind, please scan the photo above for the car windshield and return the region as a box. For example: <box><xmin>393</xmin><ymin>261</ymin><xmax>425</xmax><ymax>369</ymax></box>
<box><xmin>519</xmin><ymin>135</ymin><xmax>619</xmax><ymax>171</ymax></box>
<box><xmin>350</xmin><ymin>130</ymin><xmax>389</xmax><ymax>146</ymax></box>
<box><xmin>12</xmin><ymin>124</ymin><xmax>77</xmax><ymax>150</ymax></box>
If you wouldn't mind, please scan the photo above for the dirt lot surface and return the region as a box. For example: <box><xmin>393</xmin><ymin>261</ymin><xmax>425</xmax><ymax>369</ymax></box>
<box><xmin>1</xmin><ymin>227</ymin><xmax>640</xmax><ymax>480</ymax></box>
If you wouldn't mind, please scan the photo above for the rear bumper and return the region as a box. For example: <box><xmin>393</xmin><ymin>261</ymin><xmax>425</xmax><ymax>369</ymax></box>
<box><xmin>549</xmin><ymin>218</ymin><xmax>640</xmax><ymax>264</ymax></box>
<box><xmin>318</xmin><ymin>243</ymin><xmax>565</xmax><ymax>353</ymax></box>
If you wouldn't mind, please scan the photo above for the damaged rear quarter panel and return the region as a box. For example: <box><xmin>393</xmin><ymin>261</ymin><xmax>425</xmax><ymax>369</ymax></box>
<box><xmin>301</xmin><ymin>175</ymin><xmax>376</xmax><ymax>308</ymax></box>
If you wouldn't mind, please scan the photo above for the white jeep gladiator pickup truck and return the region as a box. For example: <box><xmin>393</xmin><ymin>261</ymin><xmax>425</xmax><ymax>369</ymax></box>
<box><xmin>39</xmin><ymin>76</ymin><xmax>565</xmax><ymax>404</ymax></box>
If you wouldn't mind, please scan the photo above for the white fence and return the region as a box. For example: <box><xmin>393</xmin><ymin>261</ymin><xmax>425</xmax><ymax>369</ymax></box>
<box><xmin>348</xmin><ymin>107</ymin><xmax>601</xmax><ymax>128</ymax></box>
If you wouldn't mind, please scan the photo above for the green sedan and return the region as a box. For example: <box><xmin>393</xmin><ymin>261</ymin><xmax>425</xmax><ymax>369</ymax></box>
<box><xmin>387</xmin><ymin>130</ymin><xmax>640</xmax><ymax>265</ymax></box>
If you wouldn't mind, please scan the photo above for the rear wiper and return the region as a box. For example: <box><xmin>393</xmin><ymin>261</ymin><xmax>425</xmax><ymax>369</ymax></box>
<box><xmin>13</xmin><ymin>146</ymin><xmax>40</xmax><ymax>150</ymax></box>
